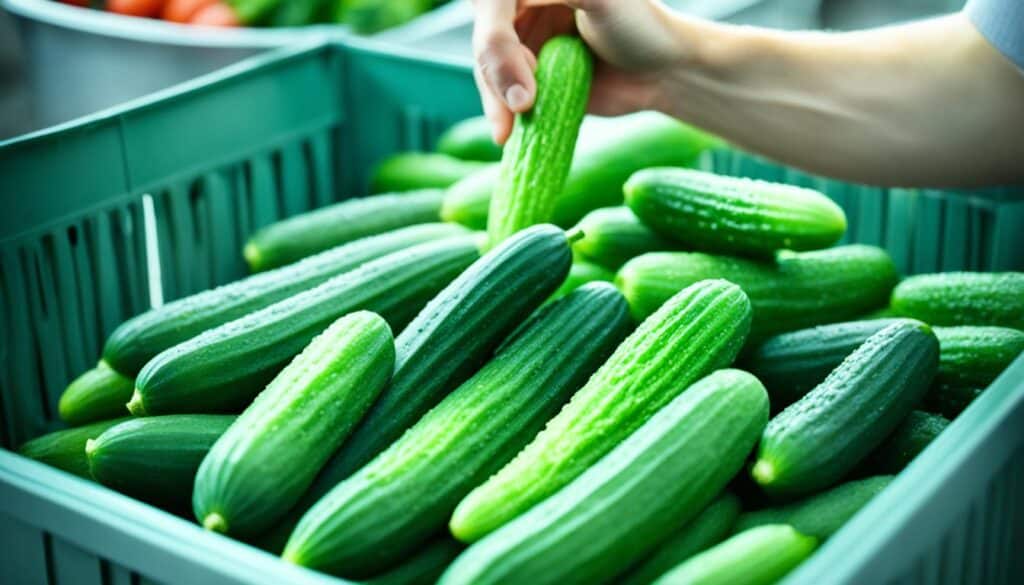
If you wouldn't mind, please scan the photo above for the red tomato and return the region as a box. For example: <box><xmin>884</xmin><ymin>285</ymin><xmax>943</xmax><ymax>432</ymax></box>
<box><xmin>107</xmin><ymin>0</ymin><xmax>166</xmax><ymax>17</ymax></box>
<box><xmin>189</xmin><ymin>1</ymin><xmax>240</xmax><ymax>26</ymax></box>
<box><xmin>161</xmin><ymin>0</ymin><xmax>217</xmax><ymax>23</ymax></box>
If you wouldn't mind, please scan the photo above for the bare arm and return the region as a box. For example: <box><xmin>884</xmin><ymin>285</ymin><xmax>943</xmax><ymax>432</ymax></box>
<box><xmin>473</xmin><ymin>2</ymin><xmax>1024</xmax><ymax>187</ymax></box>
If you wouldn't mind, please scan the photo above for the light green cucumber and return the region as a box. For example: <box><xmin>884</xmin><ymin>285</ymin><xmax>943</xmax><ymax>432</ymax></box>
<box><xmin>58</xmin><ymin>361</ymin><xmax>134</xmax><ymax>425</ymax></box>
<box><xmin>891</xmin><ymin>271</ymin><xmax>1024</xmax><ymax>329</ymax></box>
<box><xmin>548</xmin><ymin>260</ymin><xmax>615</xmax><ymax>302</ymax></box>
<box><xmin>652</xmin><ymin>525</ymin><xmax>817</xmax><ymax>585</ymax></box>
<box><xmin>436</xmin><ymin>116</ymin><xmax>503</xmax><ymax>162</ymax></box>
<box><xmin>572</xmin><ymin>206</ymin><xmax>680</xmax><ymax>270</ymax></box>
<box><xmin>438</xmin><ymin>369</ymin><xmax>769</xmax><ymax>585</ymax></box>
<box><xmin>370</xmin><ymin>153</ymin><xmax>489</xmax><ymax>193</ymax></box>
<box><xmin>18</xmin><ymin>418</ymin><xmax>131</xmax><ymax>479</ymax></box>
<box><xmin>451</xmin><ymin>279</ymin><xmax>751</xmax><ymax>542</ymax></box>
<box><xmin>283</xmin><ymin>284</ymin><xmax>631</xmax><ymax>578</ymax></box>
<box><xmin>487</xmin><ymin>35</ymin><xmax>593</xmax><ymax>246</ymax></box>
<box><xmin>193</xmin><ymin>312</ymin><xmax>394</xmax><ymax>539</ymax></box>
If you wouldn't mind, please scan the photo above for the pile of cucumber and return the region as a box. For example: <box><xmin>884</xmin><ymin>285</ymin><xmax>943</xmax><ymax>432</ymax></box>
<box><xmin>19</xmin><ymin>36</ymin><xmax>1024</xmax><ymax>585</ymax></box>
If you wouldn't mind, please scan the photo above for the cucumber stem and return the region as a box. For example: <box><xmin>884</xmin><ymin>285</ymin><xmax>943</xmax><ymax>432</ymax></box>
<box><xmin>566</xmin><ymin>226</ymin><xmax>585</xmax><ymax>245</ymax></box>
<box><xmin>751</xmin><ymin>459</ymin><xmax>776</xmax><ymax>485</ymax></box>
<box><xmin>243</xmin><ymin>242</ymin><xmax>262</xmax><ymax>273</ymax></box>
<box><xmin>126</xmin><ymin>390</ymin><xmax>147</xmax><ymax>417</ymax></box>
<box><xmin>203</xmin><ymin>512</ymin><xmax>229</xmax><ymax>533</ymax></box>
<box><xmin>84</xmin><ymin>438</ymin><xmax>98</xmax><ymax>458</ymax></box>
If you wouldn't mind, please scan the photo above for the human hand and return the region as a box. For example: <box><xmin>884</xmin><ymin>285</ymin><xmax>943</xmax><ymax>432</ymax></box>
<box><xmin>472</xmin><ymin>0</ymin><xmax>689</xmax><ymax>143</ymax></box>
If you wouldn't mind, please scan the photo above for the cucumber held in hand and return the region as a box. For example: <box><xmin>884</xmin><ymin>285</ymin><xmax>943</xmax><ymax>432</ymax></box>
<box><xmin>130</xmin><ymin>235</ymin><xmax>480</xmax><ymax>416</ymax></box>
<box><xmin>625</xmin><ymin>168</ymin><xmax>846</xmax><ymax>257</ymax></box>
<box><xmin>572</xmin><ymin>206</ymin><xmax>680</xmax><ymax>270</ymax></box>
<box><xmin>370</xmin><ymin>153</ymin><xmax>489</xmax><ymax>193</ymax></box>
<box><xmin>243</xmin><ymin>191</ymin><xmax>450</xmax><ymax>272</ymax></box>
<box><xmin>439</xmin><ymin>369</ymin><xmax>769</xmax><ymax>585</ymax></box>
<box><xmin>451</xmin><ymin>279</ymin><xmax>751</xmax><ymax>542</ymax></box>
<box><xmin>193</xmin><ymin>312</ymin><xmax>394</xmax><ymax>539</ymax></box>
<box><xmin>59</xmin><ymin>361</ymin><xmax>135</xmax><ymax>425</ymax></box>
<box><xmin>86</xmin><ymin>415</ymin><xmax>235</xmax><ymax>510</ymax></box>
<box><xmin>617</xmin><ymin>245</ymin><xmax>898</xmax><ymax>338</ymax></box>
<box><xmin>283</xmin><ymin>284</ymin><xmax>631</xmax><ymax>578</ymax></box>
<box><xmin>618</xmin><ymin>493</ymin><xmax>742</xmax><ymax>585</ymax></box>
<box><xmin>104</xmin><ymin>224</ymin><xmax>461</xmax><ymax>375</ymax></box>
<box><xmin>744</xmin><ymin>319</ymin><xmax>904</xmax><ymax>409</ymax></box>
<box><xmin>443</xmin><ymin>112</ymin><xmax>721</xmax><ymax>230</ymax></box>
<box><xmin>487</xmin><ymin>35</ymin><xmax>593</xmax><ymax>246</ymax></box>
<box><xmin>652</xmin><ymin>525</ymin><xmax>817</xmax><ymax>585</ymax></box>
<box><xmin>732</xmin><ymin>475</ymin><xmax>893</xmax><ymax>540</ymax></box>
<box><xmin>752</xmin><ymin>321</ymin><xmax>939</xmax><ymax>497</ymax></box>
<box><xmin>891</xmin><ymin>271</ymin><xmax>1024</xmax><ymax>329</ymax></box>
<box><xmin>436</xmin><ymin>116</ymin><xmax>503</xmax><ymax>162</ymax></box>
<box><xmin>18</xmin><ymin>418</ymin><xmax>131</xmax><ymax>479</ymax></box>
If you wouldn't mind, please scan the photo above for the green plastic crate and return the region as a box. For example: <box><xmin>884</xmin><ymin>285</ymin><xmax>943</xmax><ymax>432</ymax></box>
<box><xmin>0</xmin><ymin>38</ymin><xmax>1022</xmax><ymax>585</ymax></box>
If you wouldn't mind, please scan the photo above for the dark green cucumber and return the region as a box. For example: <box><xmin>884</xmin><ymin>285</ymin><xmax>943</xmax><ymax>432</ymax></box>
<box><xmin>617</xmin><ymin>245</ymin><xmax>898</xmax><ymax>338</ymax></box>
<box><xmin>284</xmin><ymin>284</ymin><xmax>631</xmax><ymax>577</ymax></box>
<box><xmin>365</xmin><ymin>539</ymin><xmax>464</xmax><ymax>585</ymax></box>
<box><xmin>442</xmin><ymin>112</ymin><xmax>722</xmax><ymax>230</ymax></box>
<box><xmin>923</xmin><ymin>385</ymin><xmax>982</xmax><ymax>419</ymax></box>
<box><xmin>548</xmin><ymin>259</ymin><xmax>615</xmax><ymax>302</ymax></box>
<box><xmin>194</xmin><ymin>312</ymin><xmax>394</xmax><ymax>538</ymax></box>
<box><xmin>243</xmin><ymin>192</ymin><xmax>452</xmax><ymax>272</ymax></box>
<box><xmin>858</xmin><ymin>412</ymin><xmax>949</xmax><ymax>475</ymax></box>
<box><xmin>487</xmin><ymin>35</ymin><xmax>593</xmax><ymax>246</ymax></box>
<box><xmin>131</xmin><ymin>235</ymin><xmax>480</xmax><ymax>416</ymax></box>
<box><xmin>86</xmin><ymin>415</ymin><xmax>234</xmax><ymax>510</ymax></box>
<box><xmin>58</xmin><ymin>361</ymin><xmax>134</xmax><ymax>425</ymax></box>
<box><xmin>18</xmin><ymin>418</ymin><xmax>131</xmax><ymax>478</ymax></box>
<box><xmin>451</xmin><ymin>279</ymin><xmax>752</xmax><ymax>542</ymax></box>
<box><xmin>625</xmin><ymin>168</ymin><xmax>846</xmax><ymax>257</ymax></box>
<box><xmin>436</xmin><ymin>116</ymin><xmax>503</xmax><ymax>162</ymax></box>
<box><xmin>370</xmin><ymin>153</ymin><xmax>489</xmax><ymax>193</ymax></box>
<box><xmin>572</xmin><ymin>206</ymin><xmax>680</xmax><ymax>270</ymax></box>
<box><xmin>439</xmin><ymin>369</ymin><xmax>769</xmax><ymax>585</ymax></box>
<box><xmin>891</xmin><ymin>271</ymin><xmax>1024</xmax><ymax>329</ymax></box>
<box><xmin>733</xmin><ymin>475</ymin><xmax>893</xmax><ymax>540</ymax></box>
<box><xmin>744</xmin><ymin>319</ymin><xmax>904</xmax><ymax>410</ymax></box>
<box><xmin>652</xmin><ymin>525</ymin><xmax>817</xmax><ymax>585</ymax></box>
<box><xmin>933</xmin><ymin>326</ymin><xmax>1024</xmax><ymax>387</ymax></box>
<box><xmin>752</xmin><ymin>321</ymin><xmax>939</xmax><ymax>497</ymax></box>
<box><xmin>104</xmin><ymin>224</ymin><xmax>462</xmax><ymax>375</ymax></box>
<box><xmin>618</xmin><ymin>493</ymin><xmax>742</xmax><ymax>585</ymax></box>
<box><xmin>260</xmin><ymin>225</ymin><xmax>574</xmax><ymax>548</ymax></box>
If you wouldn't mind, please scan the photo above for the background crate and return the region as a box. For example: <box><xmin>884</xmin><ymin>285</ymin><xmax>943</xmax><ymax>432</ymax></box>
<box><xmin>1</xmin><ymin>39</ymin><xmax>1022</xmax><ymax>585</ymax></box>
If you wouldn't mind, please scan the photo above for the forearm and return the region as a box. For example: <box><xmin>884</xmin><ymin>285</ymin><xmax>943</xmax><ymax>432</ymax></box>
<box><xmin>656</xmin><ymin>12</ymin><xmax>1024</xmax><ymax>187</ymax></box>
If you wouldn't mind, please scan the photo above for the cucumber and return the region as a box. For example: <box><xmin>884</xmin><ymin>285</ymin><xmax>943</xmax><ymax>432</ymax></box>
<box><xmin>616</xmin><ymin>245</ymin><xmax>898</xmax><ymax>338</ymax></box>
<box><xmin>625</xmin><ymin>168</ymin><xmax>846</xmax><ymax>257</ymax></box>
<box><xmin>365</xmin><ymin>539</ymin><xmax>464</xmax><ymax>585</ymax></box>
<box><xmin>243</xmin><ymin>192</ymin><xmax>450</xmax><ymax>272</ymax></box>
<box><xmin>130</xmin><ymin>235</ymin><xmax>480</xmax><ymax>416</ymax></box>
<box><xmin>651</xmin><ymin>525</ymin><xmax>817</xmax><ymax>585</ymax></box>
<box><xmin>436</xmin><ymin>116</ymin><xmax>503</xmax><ymax>162</ymax></box>
<box><xmin>548</xmin><ymin>259</ymin><xmax>615</xmax><ymax>302</ymax></box>
<box><xmin>18</xmin><ymin>418</ymin><xmax>131</xmax><ymax>479</ymax></box>
<box><xmin>441</xmin><ymin>112</ymin><xmax>722</xmax><ymax>230</ymax></box>
<box><xmin>752</xmin><ymin>321</ymin><xmax>939</xmax><ymax>497</ymax></box>
<box><xmin>732</xmin><ymin>475</ymin><xmax>893</xmax><ymax>540</ymax></box>
<box><xmin>891</xmin><ymin>271</ymin><xmax>1024</xmax><ymax>329</ymax></box>
<box><xmin>58</xmin><ymin>361</ymin><xmax>134</xmax><ymax>425</ymax></box>
<box><xmin>744</xmin><ymin>319</ymin><xmax>904</xmax><ymax>410</ymax></box>
<box><xmin>858</xmin><ymin>411</ymin><xmax>949</xmax><ymax>475</ymax></box>
<box><xmin>104</xmin><ymin>224</ymin><xmax>462</xmax><ymax>375</ymax></box>
<box><xmin>487</xmin><ymin>35</ymin><xmax>593</xmax><ymax>246</ymax></box>
<box><xmin>618</xmin><ymin>493</ymin><xmax>742</xmax><ymax>585</ymax></box>
<box><xmin>933</xmin><ymin>326</ymin><xmax>1024</xmax><ymax>388</ymax></box>
<box><xmin>439</xmin><ymin>369</ymin><xmax>769</xmax><ymax>585</ymax></box>
<box><xmin>922</xmin><ymin>385</ymin><xmax>982</xmax><ymax>419</ymax></box>
<box><xmin>261</xmin><ymin>225</ymin><xmax>575</xmax><ymax>547</ymax></box>
<box><xmin>284</xmin><ymin>284</ymin><xmax>631</xmax><ymax>577</ymax></box>
<box><xmin>85</xmin><ymin>415</ymin><xmax>234</xmax><ymax>510</ymax></box>
<box><xmin>370</xmin><ymin>153</ymin><xmax>489</xmax><ymax>193</ymax></box>
<box><xmin>572</xmin><ymin>206</ymin><xmax>679</xmax><ymax>270</ymax></box>
<box><xmin>451</xmin><ymin>279</ymin><xmax>752</xmax><ymax>542</ymax></box>
<box><xmin>193</xmin><ymin>312</ymin><xmax>394</xmax><ymax>539</ymax></box>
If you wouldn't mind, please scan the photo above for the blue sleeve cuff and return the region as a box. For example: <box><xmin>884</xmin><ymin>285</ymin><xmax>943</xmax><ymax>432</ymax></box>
<box><xmin>966</xmin><ymin>0</ymin><xmax>1024</xmax><ymax>70</ymax></box>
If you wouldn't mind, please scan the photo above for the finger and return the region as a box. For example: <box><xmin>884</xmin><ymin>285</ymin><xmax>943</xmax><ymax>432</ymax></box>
<box><xmin>474</xmin><ymin>66</ymin><xmax>515</xmax><ymax>144</ymax></box>
<box><xmin>476</xmin><ymin>32</ymin><xmax>537</xmax><ymax>113</ymax></box>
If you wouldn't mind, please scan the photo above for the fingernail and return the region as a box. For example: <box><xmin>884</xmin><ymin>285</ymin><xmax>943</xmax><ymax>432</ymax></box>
<box><xmin>505</xmin><ymin>84</ymin><xmax>529</xmax><ymax>111</ymax></box>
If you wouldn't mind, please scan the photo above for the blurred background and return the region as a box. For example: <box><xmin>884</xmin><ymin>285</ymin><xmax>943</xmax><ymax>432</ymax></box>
<box><xmin>0</xmin><ymin>0</ymin><xmax>967</xmax><ymax>140</ymax></box>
